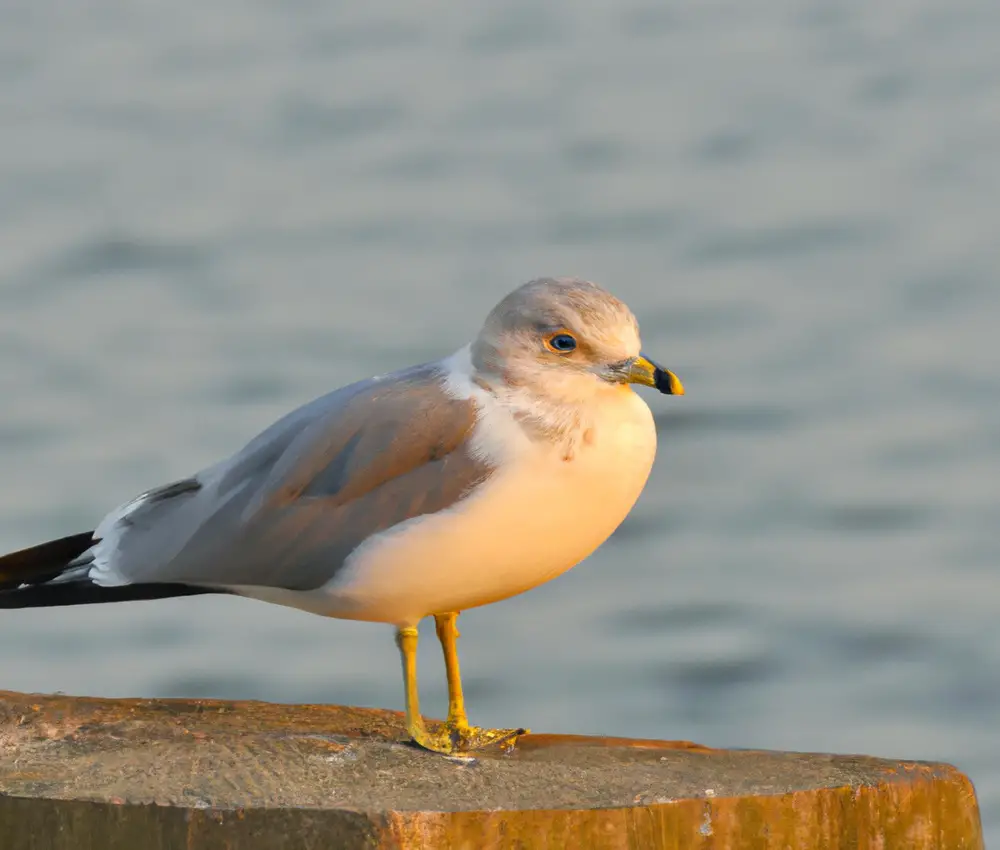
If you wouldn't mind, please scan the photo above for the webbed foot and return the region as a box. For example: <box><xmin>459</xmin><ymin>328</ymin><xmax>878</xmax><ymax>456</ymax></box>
<box><xmin>410</xmin><ymin>719</ymin><xmax>527</xmax><ymax>755</ymax></box>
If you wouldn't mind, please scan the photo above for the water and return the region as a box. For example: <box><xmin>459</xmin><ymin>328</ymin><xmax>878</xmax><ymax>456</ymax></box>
<box><xmin>2</xmin><ymin>0</ymin><xmax>998</xmax><ymax>837</ymax></box>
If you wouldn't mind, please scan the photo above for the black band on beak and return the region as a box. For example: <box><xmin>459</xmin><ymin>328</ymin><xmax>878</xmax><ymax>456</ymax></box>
<box><xmin>654</xmin><ymin>367</ymin><xmax>682</xmax><ymax>395</ymax></box>
<box><xmin>628</xmin><ymin>353</ymin><xmax>684</xmax><ymax>395</ymax></box>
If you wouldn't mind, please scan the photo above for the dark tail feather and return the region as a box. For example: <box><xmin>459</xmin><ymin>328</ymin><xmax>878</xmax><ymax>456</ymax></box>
<box><xmin>0</xmin><ymin>531</ymin><xmax>220</xmax><ymax>609</ymax></box>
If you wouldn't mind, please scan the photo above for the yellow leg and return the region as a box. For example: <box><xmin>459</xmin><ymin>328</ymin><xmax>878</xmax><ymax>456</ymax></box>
<box><xmin>434</xmin><ymin>612</ymin><xmax>470</xmax><ymax>729</ymax></box>
<box><xmin>433</xmin><ymin>612</ymin><xmax>527</xmax><ymax>753</ymax></box>
<box><xmin>395</xmin><ymin>616</ymin><xmax>528</xmax><ymax>755</ymax></box>
<box><xmin>395</xmin><ymin>626</ymin><xmax>430</xmax><ymax>744</ymax></box>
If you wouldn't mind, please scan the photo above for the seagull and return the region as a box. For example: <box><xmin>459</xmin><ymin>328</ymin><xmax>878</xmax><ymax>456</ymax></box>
<box><xmin>0</xmin><ymin>277</ymin><xmax>683</xmax><ymax>755</ymax></box>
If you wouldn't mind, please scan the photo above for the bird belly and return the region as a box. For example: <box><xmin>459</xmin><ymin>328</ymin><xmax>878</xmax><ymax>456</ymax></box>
<box><xmin>321</xmin><ymin>389</ymin><xmax>657</xmax><ymax>626</ymax></box>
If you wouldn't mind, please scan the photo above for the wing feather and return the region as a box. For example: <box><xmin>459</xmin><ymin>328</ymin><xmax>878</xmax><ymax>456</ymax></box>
<box><xmin>101</xmin><ymin>362</ymin><xmax>492</xmax><ymax>591</ymax></box>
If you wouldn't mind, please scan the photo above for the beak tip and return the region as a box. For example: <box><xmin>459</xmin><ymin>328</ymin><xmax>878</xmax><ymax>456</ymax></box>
<box><xmin>654</xmin><ymin>369</ymin><xmax>685</xmax><ymax>396</ymax></box>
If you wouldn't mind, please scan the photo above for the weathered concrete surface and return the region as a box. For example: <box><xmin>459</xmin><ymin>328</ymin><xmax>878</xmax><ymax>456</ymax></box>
<box><xmin>0</xmin><ymin>689</ymin><xmax>983</xmax><ymax>849</ymax></box>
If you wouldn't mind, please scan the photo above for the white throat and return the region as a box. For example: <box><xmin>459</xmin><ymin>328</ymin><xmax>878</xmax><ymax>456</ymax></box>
<box><xmin>441</xmin><ymin>344</ymin><xmax>641</xmax><ymax>460</ymax></box>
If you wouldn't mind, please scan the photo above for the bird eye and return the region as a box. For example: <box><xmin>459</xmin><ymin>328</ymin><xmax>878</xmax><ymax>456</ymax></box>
<box><xmin>546</xmin><ymin>332</ymin><xmax>577</xmax><ymax>353</ymax></box>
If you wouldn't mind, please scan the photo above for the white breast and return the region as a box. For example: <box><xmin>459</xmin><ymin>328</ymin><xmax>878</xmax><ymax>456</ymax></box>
<box><xmin>321</xmin><ymin>384</ymin><xmax>657</xmax><ymax>627</ymax></box>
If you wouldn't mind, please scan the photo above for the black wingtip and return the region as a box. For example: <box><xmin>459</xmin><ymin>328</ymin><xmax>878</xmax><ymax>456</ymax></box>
<box><xmin>0</xmin><ymin>581</ymin><xmax>220</xmax><ymax>609</ymax></box>
<box><xmin>0</xmin><ymin>531</ymin><xmax>96</xmax><ymax>590</ymax></box>
<box><xmin>0</xmin><ymin>530</ymin><xmax>226</xmax><ymax>608</ymax></box>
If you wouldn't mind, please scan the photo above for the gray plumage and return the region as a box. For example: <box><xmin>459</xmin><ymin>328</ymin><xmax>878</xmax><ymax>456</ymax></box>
<box><xmin>90</xmin><ymin>362</ymin><xmax>493</xmax><ymax>591</ymax></box>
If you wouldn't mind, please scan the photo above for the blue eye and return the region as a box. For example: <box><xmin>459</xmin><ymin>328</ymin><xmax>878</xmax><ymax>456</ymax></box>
<box><xmin>547</xmin><ymin>333</ymin><xmax>577</xmax><ymax>353</ymax></box>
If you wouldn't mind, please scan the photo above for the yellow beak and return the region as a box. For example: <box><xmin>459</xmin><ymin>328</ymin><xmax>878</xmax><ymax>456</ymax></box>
<box><xmin>628</xmin><ymin>354</ymin><xmax>685</xmax><ymax>395</ymax></box>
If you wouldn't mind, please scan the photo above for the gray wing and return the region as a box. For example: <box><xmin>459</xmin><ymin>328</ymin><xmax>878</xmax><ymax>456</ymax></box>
<box><xmin>94</xmin><ymin>362</ymin><xmax>493</xmax><ymax>591</ymax></box>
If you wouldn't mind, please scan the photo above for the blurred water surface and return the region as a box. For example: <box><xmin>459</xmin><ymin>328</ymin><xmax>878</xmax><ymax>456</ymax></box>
<box><xmin>2</xmin><ymin>0</ymin><xmax>999</xmax><ymax>837</ymax></box>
